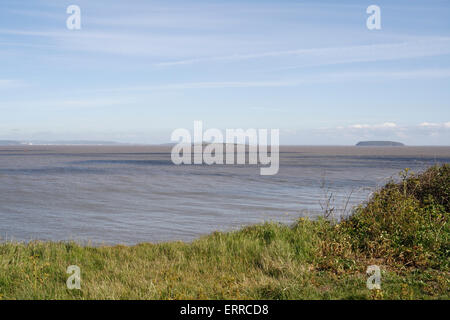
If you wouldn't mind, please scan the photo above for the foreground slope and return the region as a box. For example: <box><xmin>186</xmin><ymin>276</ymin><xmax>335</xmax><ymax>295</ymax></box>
<box><xmin>0</xmin><ymin>165</ymin><xmax>448</xmax><ymax>299</ymax></box>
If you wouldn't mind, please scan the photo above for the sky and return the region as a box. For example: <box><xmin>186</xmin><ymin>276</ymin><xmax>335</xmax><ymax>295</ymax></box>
<box><xmin>0</xmin><ymin>0</ymin><xmax>449</xmax><ymax>145</ymax></box>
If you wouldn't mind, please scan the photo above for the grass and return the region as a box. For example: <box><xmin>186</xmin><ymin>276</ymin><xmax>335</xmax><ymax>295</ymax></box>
<box><xmin>0</xmin><ymin>165</ymin><xmax>448</xmax><ymax>300</ymax></box>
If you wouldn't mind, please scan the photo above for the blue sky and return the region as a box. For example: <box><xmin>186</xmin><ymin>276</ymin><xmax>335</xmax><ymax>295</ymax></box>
<box><xmin>0</xmin><ymin>0</ymin><xmax>449</xmax><ymax>145</ymax></box>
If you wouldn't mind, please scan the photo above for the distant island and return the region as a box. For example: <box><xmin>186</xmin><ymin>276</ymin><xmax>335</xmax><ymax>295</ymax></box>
<box><xmin>356</xmin><ymin>141</ymin><xmax>405</xmax><ymax>147</ymax></box>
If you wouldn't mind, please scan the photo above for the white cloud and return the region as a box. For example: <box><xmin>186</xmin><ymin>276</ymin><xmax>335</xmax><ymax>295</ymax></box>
<box><xmin>349</xmin><ymin>124</ymin><xmax>371</xmax><ymax>129</ymax></box>
<box><xmin>379</xmin><ymin>122</ymin><xmax>397</xmax><ymax>128</ymax></box>
<box><xmin>317</xmin><ymin>121</ymin><xmax>450</xmax><ymax>146</ymax></box>
<box><xmin>419</xmin><ymin>122</ymin><xmax>450</xmax><ymax>128</ymax></box>
<box><xmin>347</xmin><ymin>122</ymin><xmax>449</xmax><ymax>131</ymax></box>
<box><xmin>419</xmin><ymin>122</ymin><xmax>440</xmax><ymax>127</ymax></box>
<box><xmin>348</xmin><ymin>122</ymin><xmax>397</xmax><ymax>130</ymax></box>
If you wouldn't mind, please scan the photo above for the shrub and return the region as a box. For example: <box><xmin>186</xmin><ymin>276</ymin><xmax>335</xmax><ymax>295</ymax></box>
<box><xmin>340</xmin><ymin>165</ymin><xmax>449</xmax><ymax>270</ymax></box>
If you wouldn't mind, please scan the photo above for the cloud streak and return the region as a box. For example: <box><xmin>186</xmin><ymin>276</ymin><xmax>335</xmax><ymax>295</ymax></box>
<box><xmin>348</xmin><ymin>122</ymin><xmax>398</xmax><ymax>129</ymax></box>
<box><xmin>419</xmin><ymin>122</ymin><xmax>450</xmax><ymax>128</ymax></box>
<box><xmin>155</xmin><ymin>37</ymin><xmax>450</xmax><ymax>68</ymax></box>
<box><xmin>0</xmin><ymin>79</ymin><xmax>22</xmax><ymax>89</ymax></box>
<box><xmin>89</xmin><ymin>68</ymin><xmax>450</xmax><ymax>94</ymax></box>
<box><xmin>5</xmin><ymin>68</ymin><xmax>449</xmax><ymax>112</ymax></box>
<box><xmin>2</xmin><ymin>27</ymin><xmax>450</xmax><ymax>68</ymax></box>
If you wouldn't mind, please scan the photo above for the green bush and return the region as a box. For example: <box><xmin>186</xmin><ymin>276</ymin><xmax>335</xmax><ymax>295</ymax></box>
<box><xmin>403</xmin><ymin>165</ymin><xmax>450</xmax><ymax>212</ymax></box>
<box><xmin>340</xmin><ymin>164</ymin><xmax>449</xmax><ymax>270</ymax></box>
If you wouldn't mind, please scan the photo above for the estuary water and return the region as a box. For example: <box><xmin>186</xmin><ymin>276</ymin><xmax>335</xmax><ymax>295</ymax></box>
<box><xmin>0</xmin><ymin>145</ymin><xmax>449</xmax><ymax>245</ymax></box>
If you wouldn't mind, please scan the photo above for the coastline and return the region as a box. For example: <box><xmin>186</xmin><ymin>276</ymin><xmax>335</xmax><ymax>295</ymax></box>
<box><xmin>0</xmin><ymin>165</ymin><xmax>448</xmax><ymax>300</ymax></box>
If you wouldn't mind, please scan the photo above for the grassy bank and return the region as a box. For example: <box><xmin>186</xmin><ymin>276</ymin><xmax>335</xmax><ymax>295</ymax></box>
<box><xmin>0</xmin><ymin>165</ymin><xmax>448</xmax><ymax>300</ymax></box>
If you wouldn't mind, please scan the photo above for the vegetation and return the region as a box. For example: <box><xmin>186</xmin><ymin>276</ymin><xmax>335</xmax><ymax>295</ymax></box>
<box><xmin>0</xmin><ymin>165</ymin><xmax>448</xmax><ymax>299</ymax></box>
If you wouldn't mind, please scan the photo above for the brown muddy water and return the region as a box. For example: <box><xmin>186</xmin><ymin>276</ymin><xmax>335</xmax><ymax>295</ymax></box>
<box><xmin>0</xmin><ymin>145</ymin><xmax>449</xmax><ymax>245</ymax></box>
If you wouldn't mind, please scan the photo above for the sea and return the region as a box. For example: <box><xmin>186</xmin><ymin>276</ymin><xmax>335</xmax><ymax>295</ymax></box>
<box><xmin>0</xmin><ymin>145</ymin><xmax>449</xmax><ymax>245</ymax></box>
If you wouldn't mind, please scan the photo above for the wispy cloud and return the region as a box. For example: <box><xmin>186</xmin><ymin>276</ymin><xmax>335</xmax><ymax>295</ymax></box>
<box><xmin>6</xmin><ymin>67</ymin><xmax>449</xmax><ymax>112</ymax></box>
<box><xmin>1</xmin><ymin>0</ymin><xmax>450</xmax><ymax>145</ymax></box>
<box><xmin>3</xmin><ymin>26</ymin><xmax>450</xmax><ymax>67</ymax></box>
<box><xmin>0</xmin><ymin>79</ymin><xmax>22</xmax><ymax>89</ymax></box>
<box><xmin>0</xmin><ymin>97</ymin><xmax>134</xmax><ymax>111</ymax></box>
<box><xmin>348</xmin><ymin>122</ymin><xmax>398</xmax><ymax>129</ymax></box>
<box><xmin>321</xmin><ymin>121</ymin><xmax>450</xmax><ymax>146</ymax></box>
<box><xmin>419</xmin><ymin>122</ymin><xmax>450</xmax><ymax>128</ymax></box>
<box><xmin>346</xmin><ymin>122</ymin><xmax>450</xmax><ymax>131</ymax></box>
<box><xmin>338</xmin><ymin>122</ymin><xmax>450</xmax><ymax>137</ymax></box>
<box><xmin>88</xmin><ymin>68</ymin><xmax>450</xmax><ymax>94</ymax></box>
<box><xmin>0</xmin><ymin>28</ymin><xmax>254</xmax><ymax>57</ymax></box>
<box><xmin>156</xmin><ymin>37</ymin><xmax>450</xmax><ymax>68</ymax></box>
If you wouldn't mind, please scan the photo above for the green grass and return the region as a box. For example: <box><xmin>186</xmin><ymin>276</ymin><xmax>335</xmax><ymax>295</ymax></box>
<box><xmin>0</xmin><ymin>165</ymin><xmax>448</xmax><ymax>300</ymax></box>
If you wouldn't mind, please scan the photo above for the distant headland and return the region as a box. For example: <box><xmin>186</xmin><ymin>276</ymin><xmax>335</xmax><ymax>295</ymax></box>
<box><xmin>356</xmin><ymin>141</ymin><xmax>405</xmax><ymax>147</ymax></box>
<box><xmin>0</xmin><ymin>140</ymin><xmax>122</xmax><ymax>146</ymax></box>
